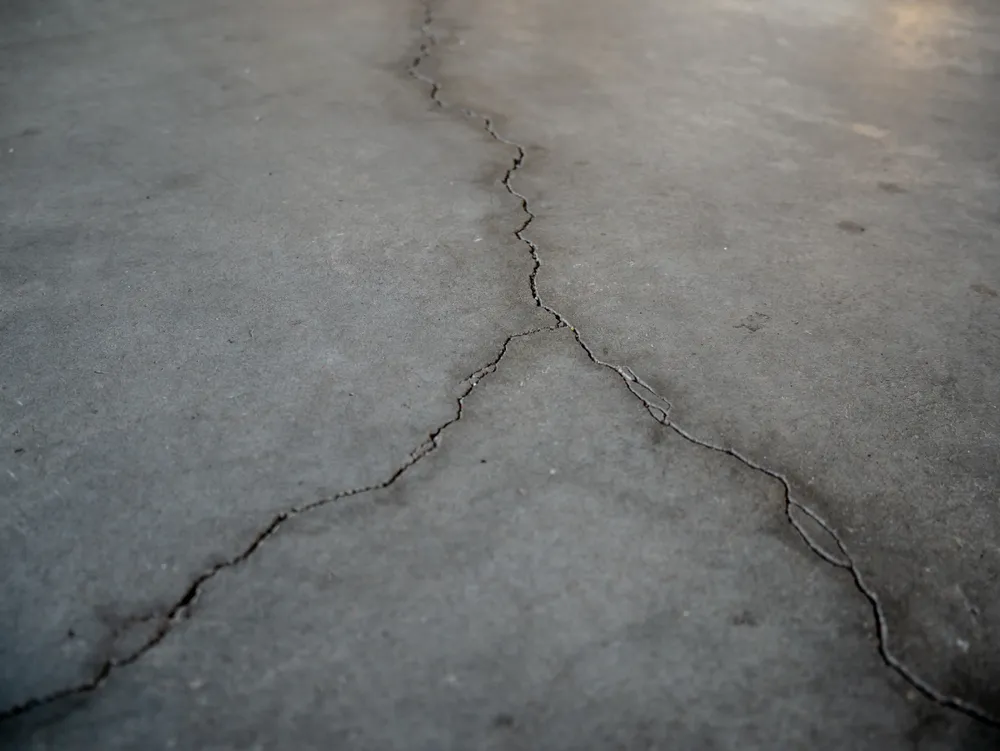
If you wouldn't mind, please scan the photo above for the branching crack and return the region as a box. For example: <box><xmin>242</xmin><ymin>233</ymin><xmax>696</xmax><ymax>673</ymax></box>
<box><xmin>411</xmin><ymin>0</ymin><xmax>999</xmax><ymax>729</ymax></box>
<box><xmin>3</xmin><ymin>0</ymin><xmax>994</xmax><ymax>733</ymax></box>
<box><xmin>0</xmin><ymin>324</ymin><xmax>559</xmax><ymax>724</ymax></box>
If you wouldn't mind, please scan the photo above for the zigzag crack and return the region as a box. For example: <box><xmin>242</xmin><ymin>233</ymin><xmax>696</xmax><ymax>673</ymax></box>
<box><xmin>410</xmin><ymin>0</ymin><xmax>999</xmax><ymax>729</ymax></box>
<box><xmin>0</xmin><ymin>324</ymin><xmax>559</xmax><ymax>724</ymax></box>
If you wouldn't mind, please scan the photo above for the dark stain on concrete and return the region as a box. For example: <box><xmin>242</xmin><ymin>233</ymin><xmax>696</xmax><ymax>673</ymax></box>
<box><xmin>493</xmin><ymin>713</ymin><xmax>516</xmax><ymax>729</ymax></box>
<box><xmin>878</xmin><ymin>182</ymin><xmax>907</xmax><ymax>194</ymax></box>
<box><xmin>837</xmin><ymin>220</ymin><xmax>866</xmax><ymax>234</ymax></box>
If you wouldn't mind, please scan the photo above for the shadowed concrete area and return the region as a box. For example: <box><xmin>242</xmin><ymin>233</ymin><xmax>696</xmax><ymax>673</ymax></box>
<box><xmin>2</xmin><ymin>0</ymin><xmax>999</xmax><ymax>748</ymax></box>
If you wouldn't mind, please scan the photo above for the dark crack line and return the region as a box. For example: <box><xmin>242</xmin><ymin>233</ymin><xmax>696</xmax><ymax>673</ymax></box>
<box><xmin>411</xmin><ymin>0</ymin><xmax>1000</xmax><ymax>729</ymax></box>
<box><xmin>0</xmin><ymin>324</ymin><xmax>560</xmax><ymax>724</ymax></box>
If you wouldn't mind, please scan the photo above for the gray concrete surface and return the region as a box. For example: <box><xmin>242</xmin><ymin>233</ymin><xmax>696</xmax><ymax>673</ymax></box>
<box><xmin>428</xmin><ymin>0</ymin><xmax>1000</xmax><ymax>720</ymax></box>
<box><xmin>1</xmin><ymin>0</ymin><xmax>998</xmax><ymax>748</ymax></box>
<box><xmin>0</xmin><ymin>0</ymin><xmax>546</xmax><ymax>720</ymax></box>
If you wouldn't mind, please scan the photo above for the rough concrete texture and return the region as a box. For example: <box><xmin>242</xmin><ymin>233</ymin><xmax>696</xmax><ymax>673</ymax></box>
<box><xmin>1</xmin><ymin>0</ymin><xmax>999</xmax><ymax>748</ymax></box>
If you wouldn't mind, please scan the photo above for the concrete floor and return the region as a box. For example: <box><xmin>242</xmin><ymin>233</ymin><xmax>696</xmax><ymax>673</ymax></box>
<box><xmin>1</xmin><ymin>0</ymin><xmax>998</xmax><ymax>748</ymax></box>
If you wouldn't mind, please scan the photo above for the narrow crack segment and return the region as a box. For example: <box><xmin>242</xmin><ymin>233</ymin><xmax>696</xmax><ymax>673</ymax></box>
<box><xmin>0</xmin><ymin>324</ymin><xmax>560</xmax><ymax>724</ymax></box>
<box><xmin>411</xmin><ymin>0</ymin><xmax>999</xmax><ymax>728</ymax></box>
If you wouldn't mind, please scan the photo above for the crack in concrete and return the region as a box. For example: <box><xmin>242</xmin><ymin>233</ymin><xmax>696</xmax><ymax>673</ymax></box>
<box><xmin>411</xmin><ymin>0</ymin><xmax>1000</xmax><ymax>729</ymax></box>
<box><xmin>3</xmin><ymin>0</ymin><xmax>995</xmax><ymax>733</ymax></box>
<box><xmin>0</xmin><ymin>324</ymin><xmax>560</xmax><ymax>724</ymax></box>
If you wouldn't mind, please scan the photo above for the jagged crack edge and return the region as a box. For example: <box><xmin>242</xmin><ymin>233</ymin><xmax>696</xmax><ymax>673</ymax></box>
<box><xmin>411</xmin><ymin>0</ymin><xmax>999</xmax><ymax>729</ymax></box>
<box><xmin>0</xmin><ymin>325</ymin><xmax>559</xmax><ymax>724</ymax></box>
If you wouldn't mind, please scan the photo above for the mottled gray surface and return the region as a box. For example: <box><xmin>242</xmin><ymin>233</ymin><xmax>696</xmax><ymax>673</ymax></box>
<box><xmin>2</xmin><ymin>0</ymin><xmax>999</xmax><ymax>747</ymax></box>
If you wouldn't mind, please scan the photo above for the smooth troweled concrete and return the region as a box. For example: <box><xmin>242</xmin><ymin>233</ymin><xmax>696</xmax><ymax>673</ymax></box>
<box><xmin>2</xmin><ymin>0</ymin><xmax>999</xmax><ymax>748</ymax></box>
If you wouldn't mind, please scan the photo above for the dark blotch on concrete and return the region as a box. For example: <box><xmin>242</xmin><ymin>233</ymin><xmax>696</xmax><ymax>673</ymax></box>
<box><xmin>493</xmin><ymin>713</ymin><xmax>516</xmax><ymax>729</ymax></box>
<box><xmin>837</xmin><ymin>220</ymin><xmax>866</xmax><ymax>234</ymax></box>
<box><xmin>878</xmin><ymin>182</ymin><xmax>907</xmax><ymax>194</ymax></box>
<box><xmin>735</xmin><ymin>312</ymin><xmax>770</xmax><ymax>333</ymax></box>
